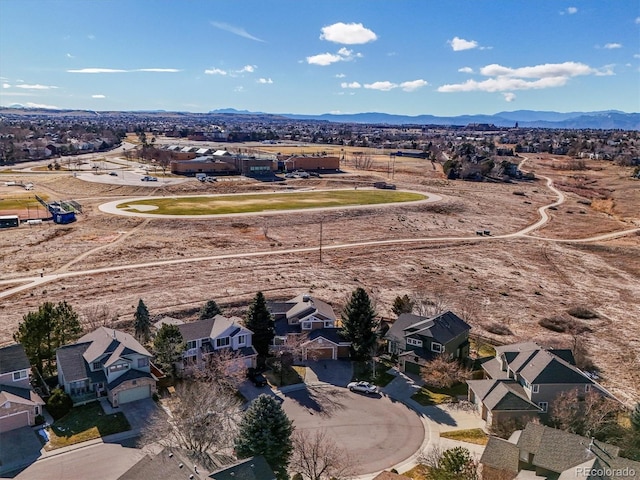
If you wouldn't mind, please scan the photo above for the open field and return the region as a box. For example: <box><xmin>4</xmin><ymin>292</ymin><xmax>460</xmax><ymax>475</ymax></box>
<box><xmin>112</xmin><ymin>190</ymin><xmax>426</xmax><ymax>216</ymax></box>
<box><xmin>0</xmin><ymin>149</ymin><xmax>639</xmax><ymax>405</ymax></box>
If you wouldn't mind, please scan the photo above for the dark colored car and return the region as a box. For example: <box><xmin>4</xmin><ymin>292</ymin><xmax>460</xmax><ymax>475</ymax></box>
<box><xmin>247</xmin><ymin>368</ymin><xmax>268</xmax><ymax>387</ymax></box>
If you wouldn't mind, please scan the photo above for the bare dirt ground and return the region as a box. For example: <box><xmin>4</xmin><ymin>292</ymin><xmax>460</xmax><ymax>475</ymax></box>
<box><xmin>1</xmin><ymin>152</ymin><xmax>639</xmax><ymax>405</ymax></box>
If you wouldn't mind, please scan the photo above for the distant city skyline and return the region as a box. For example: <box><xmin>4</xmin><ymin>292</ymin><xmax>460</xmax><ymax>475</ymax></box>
<box><xmin>1</xmin><ymin>0</ymin><xmax>639</xmax><ymax>115</ymax></box>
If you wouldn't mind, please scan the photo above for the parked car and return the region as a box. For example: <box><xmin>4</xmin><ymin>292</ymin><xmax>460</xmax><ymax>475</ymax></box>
<box><xmin>109</xmin><ymin>171</ymin><xmax>118</xmax><ymax>176</ymax></box>
<box><xmin>347</xmin><ymin>381</ymin><xmax>378</xmax><ymax>394</ymax></box>
<box><xmin>247</xmin><ymin>368</ymin><xmax>268</xmax><ymax>387</ymax></box>
<box><xmin>141</xmin><ymin>176</ymin><xmax>158</xmax><ymax>182</ymax></box>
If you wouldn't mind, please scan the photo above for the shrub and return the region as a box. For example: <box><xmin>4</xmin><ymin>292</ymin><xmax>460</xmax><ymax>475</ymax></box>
<box><xmin>484</xmin><ymin>322</ymin><xmax>512</xmax><ymax>336</ymax></box>
<box><xmin>46</xmin><ymin>387</ymin><xmax>73</xmax><ymax>420</ymax></box>
<box><xmin>568</xmin><ymin>306</ymin><xmax>598</xmax><ymax>319</ymax></box>
<box><xmin>539</xmin><ymin>316</ymin><xmax>574</xmax><ymax>333</ymax></box>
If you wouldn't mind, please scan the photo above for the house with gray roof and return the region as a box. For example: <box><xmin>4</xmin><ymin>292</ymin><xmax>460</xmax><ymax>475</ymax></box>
<box><xmin>0</xmin><ymin>344</ymin><xmax>45</xmax><ymax>433</ymax></box>
<box><xmin>176</xmin><ymin>315</ymin><xmax>257</xmax><ymax>371</ymax></box>
<box><xmin>209</xmin><ymin>456</ymin><xmax>275</xmax><ymax>480</ymax></box>
<box><xmin>267</xmin><ymin>294</ymin><xmax>351</xmax><ymax>360</ymax></box>
<box><xmin>468</xmin><ymin>342</ymin><xmax>610</xmax><ymax>429</ymax></box>
<box><xmin>480</xmin><ymin>422</ymin><xmax>640</xmax><ymax>479</ymax></box>
<box><xmin>56</xmin><ymin>327</ymin><xmax>156</xmax><ymax>407</ymax></box>
<box><xmin>385</xmin><ymin>311</ymin><xmax>471</xmax><ymax>374</ymax></box>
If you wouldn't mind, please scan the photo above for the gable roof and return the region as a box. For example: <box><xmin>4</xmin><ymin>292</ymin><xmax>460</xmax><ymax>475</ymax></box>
<box><xmin>0</xmin><ymin>344</ymin><xmax>31</xmax><ymax>375</ymax></box>
<box><xmin>286</xmin><ymin>294</ymin><xmax>336</xmax><ymax>322</ymax></box>
<box><xmin>56</xmin><ymin>342</ymin><xmax>92</xmax><ymax>383</ymax></box>
<box><xmin>117</xmin><ymin>448</ymin><xmax>200</xmax><ymax>480</ymax></box>
<box><xmin>77</xmin><ymin>327</ymin><xmax>151</xmax><ymax>365</ymax></box>
<box><xmin>0</xmin><ymin>386</ymin><xmax>45</xmax><ymax>407</ymax></box>
<box><xmin>388</xmin><ymin>311</ymin><xmax>470</xmax><ymax>345</ymax></box>
<box><xmin>467</xmin><ymin>379</ymin><xmax>542</xmax><ymax>412</ymax></box>
<box><xmin>372</xmin><ymin>472</ymin><xmax>412</xmax><ymax>480</ymax></box>
<box><xmin>177</xmin><ymin>315</ymin><xmax>252</xmax><ymax>343</ymax></box>
<box><xmin>480</xmin><ymin>436</ymin><xmax>520</xmax><ymax>474</ymax></box>
<box><xmin>208</xmin><ymin>456</ymin><xmax>275</xmax><ymax>480</ymax></box>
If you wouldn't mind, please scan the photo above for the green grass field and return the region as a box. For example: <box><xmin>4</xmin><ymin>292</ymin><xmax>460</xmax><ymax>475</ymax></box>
<box><xmin>117</xmin><ymin>190</ymin><xmax>426</xmax><ymax>215</ymax></box>
<box><xmin>0</xmin><ymin>194</ymin><xmax>48</xmax><ymax>210</ymax></box>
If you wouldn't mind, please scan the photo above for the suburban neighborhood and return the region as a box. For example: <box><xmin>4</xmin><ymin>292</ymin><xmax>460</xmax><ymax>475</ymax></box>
<box><xmin>0</xmin><ymin>287</ymin><xmax>638</xmax><ymax>480</ymax></box>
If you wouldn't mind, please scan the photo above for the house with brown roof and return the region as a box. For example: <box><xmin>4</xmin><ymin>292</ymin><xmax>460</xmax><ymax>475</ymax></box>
<box><xmin>0</xmin><ymin>344</ymin><xmax>45</xmax><ymax>433</ymax></box>
<box><xmin>176</xmin><ymin>314</ymin><xmax>257</xmax><ymax>371</ymax></box>
<box><xmin>267</xmin><ymin>294</ymin><xmax>351</xmax><ymax>360</ymax></box>
<box><xmin>385</xmin><ymin>311</ymin><xmax>471</xmax><ymax>374</ymax></box>
<box><xmin>480</xmin><ymin>422</ymin><xmax>640</xmax><ymax>480</ymax></box>
<box><xmin>467</xmin><ymin>342</ymin><xmax>609</xmax><ymax>428</ymax></box>
<box><xmin>56</xmin><ymin>327</ymin><xmax>156</xmax><ymax>407</ymax></box>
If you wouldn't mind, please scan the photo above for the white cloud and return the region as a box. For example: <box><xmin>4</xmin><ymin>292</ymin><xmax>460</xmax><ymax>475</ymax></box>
<box><xmin>233</xmin><ymin>86</ymin><xmax>244</xmax><ymax>92</ymax></box>
<box><xmin>204</xmin><ymin>68</ymin><xmax>227</xmax><ymax>75</ymax></box>
<box><xmin>400</xmin><ymin>79</ymin><xmax>428</xmax><ymax>92</ymax></box>
<box><xmin>67</xmin><ymin>68</ymin><xmax>128</xmax><ymax>73</ymax></box>
<box><xmin>449</xmin><ymin>37</ymin><xmax>479</xmax><ymax>51</ymax></box>
<box><xmin>136</xmin><ymin>68</ymin><xmax>181</xmax><ymax>72</ymax></box>
<box><xmin>335</xmin><ymin>73</ymin><xmax>346</xmax><ymax>78</ymax></box>
<box><xmin>636</xmin><ymin>17</ymin><xmax>640</xmax><ymax>24</ymax></box>
<box><xmin>634</xmin><ymin>54</ymin><xmax>640</xmax><ymax>59</ymax></box>
<box><xmin>238</xmin><ymin>65</ymin><xmax>256</xmax><ymax>73</ymax></box>
<box><xmin>257</xmin><ymin>78</ymin><xmax>273</xmax><ymax>84</ymax></box>
<box><xmin>66</xmin><ymin>53</ymin><xmax>74</xmax><ymax>58</ymax></box>
<box><xmin>364</xmin><ymin>81</ymin><xmax>398</xmax><ymax>91</ymax></box>
<box><xmin>438</xmin><ymin>61</ymin><xmax>601</xmax><ymax>93</ymax></box>
<box><xmin>210</xmin><ymin>21</ymin><xmax>264</xmax><ymax>42</ymax></box>
<box><xmin>566</xmin><ymin>7</ymin><xmax>578</xmax><ymax>14</ymax></box>
<box><xmin>320</xmin><ymin>22</ymin><xmax>377</xmax><ymax>45</ymax></box>
<box><xmin>458</xmin><ymin>67</ymin><xmax>474</xmax><ymax>73</ymax></box>
<box><xmin>2</xmin><ymin>83</ymin><xmax>10</xmax><ymax>89</ymax></box>
<box><xmin>340</xmin><ymin>81</ymin><xmax>361</xmax><ymax>89</ymax></box>
<box><xmin>15</xmin><ymin>84</ymin><xmax>58</xmax><ymax>90</ymax></box>
<box><xmin>604</xmin><ymin>43</ymin><xmax>622</xmax><ymax>49</ymax></box>
<box><xmin>306</xmin><ymin>48</ymin><xmax>360</xmax><ymax>66</ymax></box>
<box><xmin>503</xmin><ymin>92</ymin><xmax>516</xmax><ymax>102</ymax></box>
<box><xmin>91</xmin><ymin>94</ymin><xmax>106</xmax><ymax>99</ymax></box>
<box><xmin>25</xmin><ymin>102</ymin><xmax>59</xmax><ymax>109</ymax></box>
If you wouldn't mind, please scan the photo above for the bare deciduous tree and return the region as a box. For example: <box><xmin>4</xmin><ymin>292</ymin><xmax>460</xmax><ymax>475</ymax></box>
<box><xmin>82</xmin><ymin>304</ymin><xmax>116</xmax><ymax>331</ymax></box>
<box><xmin>188</xmin><ymin>348</ymin><xmax>248</xmax><ymax>390</ymax></box>
<box><xmin>550</xmin><ymin>389</ymin><xmax>623</xmax><ymax>439</ymax></box>
<box><xmin>412</xmin><ymin>288</ymin><xmax>450</xmax><ymax>317</ymax></box>
<box><xmin>420</xmin><ymin>354</ymin><xmax>470</xmax><ymax>389</ymax></box>
<box><xmin>290</xmin><ymin>430</ymin><xmax>355</xmax><ymax>480</ymax></box>
<box><xmin>141</xmin><ymin>381</ymin><xmax>241</xmax><ymax>469</ymax></box>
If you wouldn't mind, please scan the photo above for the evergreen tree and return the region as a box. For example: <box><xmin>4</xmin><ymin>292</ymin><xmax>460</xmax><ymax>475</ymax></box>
<box><xmin>14</xmin><ymin>301</ymin><xmax>82</xmax><ymax>376</ymax></box>
<box><xmin>200</xmin><ymin>299</ymin><xmax>222</xmax><ymax>320</ymax></box>
<box><xmin>134</xmin><ymin>299</ymin><xmax>151</xmax><ymax>343</ymax></box>
<box><xmin>392</xmin><ymin>294</ymin><xmax>414</xmax><ymax>317</ymax></box>
<box><xmin>153</xmin><ymin>324</ymin><xmax>185</xmax><ymax>374</ymax></box>
<box><xmin>341</xmin><ymin>287</ymin><xmax>378</xmax><ymax>361</ymax></box>
<box><xmin>632</xmin><ymin>403</ymin><xmax>640</xmax><ymax>432</ymax></box>
<box><xmin>244</xmin><ymin>292</ymin><xmax>274</xmax><ymax>360</ymax></box>
<box><xmin>235</xmin><ymin>394</ymin><xmax>294</xmax><ymax>480</ymax></box>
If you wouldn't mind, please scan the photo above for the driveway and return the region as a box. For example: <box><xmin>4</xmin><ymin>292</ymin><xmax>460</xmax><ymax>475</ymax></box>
<box><xmin>101</xmin><ymin>398</ymin><xmax>161</xmax><ymax>433</ymax></box>
<box><xmin>281</xmin><ymin>385</ymin><xmax>425</xmax><ymax>475</ymax></box>
<box><xmin>0</xmin><ymin>427</ymin><xmax>44</xmax><ymax>476</ymax></box>
<box><xmin>304</xmin><ymin>360</ymin><xmax>352</xmax><ymax>386</ymax></box>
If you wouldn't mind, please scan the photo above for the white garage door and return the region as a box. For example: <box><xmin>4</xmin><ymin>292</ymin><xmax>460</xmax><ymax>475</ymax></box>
<box><xmin>117</xmin><ymin>385</ymin><xmax>150</xmax><ymax>404</ymax></box>
<box><xmin>0</xmin><ymin>411</ymin><xmax>29</xmax><ymax>433</ymax></box>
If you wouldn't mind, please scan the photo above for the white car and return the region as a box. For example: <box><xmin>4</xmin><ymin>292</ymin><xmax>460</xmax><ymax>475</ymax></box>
<box><xmin>347</xmin><ymin>381</ymin><xmax>378</xmax><ymax>394</ymax></box>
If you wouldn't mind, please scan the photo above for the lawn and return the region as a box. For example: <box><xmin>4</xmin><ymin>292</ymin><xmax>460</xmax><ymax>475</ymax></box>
<box><xmin>46</xmin><ymin>402</ymin><xmax>130</xmax><ymax>450</ymax></box>
<box><xmin>116</xmin><ymin>189</ymin><xmax>426</xmax><ymax>215</ymax></box>
<box><xmin>411</xmin><ymin>382</ymin><xmax>469</xmax><ymax>406</ymax></box>
<box><xmin>264</xmin><ymin>365</ymin><xmax>306</xmax><ymax>387</ymax></box>
<box><xmin>440</xmin><ymin>428</ymin><xmax>489</xmax><ymax>445</ymax></box>
<box><xmin>0</xmin><ymin>194</ymin><xmax>48</xmax><ymax>210</ymax></box>
<box><xmin>351</xmin><ymin>360</ymin><xmax>396</xmax><ymax>387</ymax></box>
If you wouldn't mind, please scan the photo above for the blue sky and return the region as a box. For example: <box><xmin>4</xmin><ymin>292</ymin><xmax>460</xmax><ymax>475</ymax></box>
<box><xmin>1</xmin><ymin>0</ymin><xmax>639</xmax><ymax>116</ymax></box>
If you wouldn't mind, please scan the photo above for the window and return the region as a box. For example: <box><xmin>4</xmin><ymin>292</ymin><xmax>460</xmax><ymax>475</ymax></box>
<box><xmin>324</xmin><ymin>321</ymin><xmax>334</xmax><ymax>328</ymax></box>
<box><xmin>216</xmin><ymin>337</ymin><xmax>230</xmax><ymax>348</ymax></box>
<box><xmin>110</xmin><ymin>363</ymin><xmax>128</xmax><ymax>372</ymax></box>
<box><xmin>92</xmin><ymin>362</ymin><xmax>102</xmax><ymax>370</ymax></box>
<box><xmin>137</xmin><ymin>358</ymin><xmax>149</xmax><ymax>368</ymax></box>
<box><xmin>12</xmin><ymin>370</ymin><xmax>27</xmax><ymax>381</ymax></box>
<box><xmin>532</xmin><ymin>384</ymin><xmax>539</xmax><ymax>393</ymax></box>
<box><xmin>237</xmin><ymin>335</ymin><xmax>246</xmax><ymax>346</ymax></box>
<box><xmin>431</xmin><ymin>342</ymin><xmax>444</xmax><ymax>353</ymax></box>
<box><xmin>538</xmin><ymin>402</ymin><xmax>548</xmax><ymax>413</ymax></box>
<box><xmin>585</xmin><ymin>384</ymin><xmax>591</xmax><ymax>393</ymax></box>
<box><xmin>186</xmin><ymin>340</ymin><xmax>197</xmax><ymax>350</ymax></box>
<box><xmin>301</xmin><ymin>322</ymin><xmax>312</xmax><ymax>330</ymax></box>
<box><xmin>407</xmin><ymin>338</ymin><xmax>423</xmax><ymax>347</ymax></box>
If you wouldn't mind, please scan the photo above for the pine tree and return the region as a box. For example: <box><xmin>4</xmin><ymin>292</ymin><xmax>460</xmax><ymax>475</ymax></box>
<box><xmin>244</xmin><ymin>292</ymin><xmax>274</xmax><ymax>360</ymax></box>
<box><xmin>392</xmin><ymin>294</ymin><xmax>414</xmax><ymax>317</ymax></box>
<box><xmin>341</xmin><ymin>287</ymin><xmax>378</xmax><ymax>361</ymax></box>
<box><xmin>200</xmin><ymin>299</ymin><xmax>222</xmax><ymax>320</ymax></box>
<box><xmin>235</xmin><ymin>394</ymin><xmax>293</xmax><ymax>480</ymax></box>
<box><xmin>631</xmin><ymin>402</ymin><xmax>640</xmax><ymax>432</ymax></box>
<box><xmin>134</xmin><ymin>299</ymin><xmax>151</xmax><ymax>343</ymax></box>
<box><xmin>153</xmin><ymin>324</ymin><xmax>185</xmax><ymax>374</ymax></box>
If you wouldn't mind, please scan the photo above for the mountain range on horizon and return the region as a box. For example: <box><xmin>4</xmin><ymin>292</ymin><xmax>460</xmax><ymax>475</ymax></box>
<box><xmin>2</xmin><ymin>104</ymin><xmax>639</xmax><ymax>130</ymax></box>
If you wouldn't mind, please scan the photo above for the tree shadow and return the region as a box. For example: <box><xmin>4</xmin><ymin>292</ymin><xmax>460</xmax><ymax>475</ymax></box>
<box><xmin>282</xmin><ymin>386</ymin><xmax>348</xmax><ymax>417</ymax></box>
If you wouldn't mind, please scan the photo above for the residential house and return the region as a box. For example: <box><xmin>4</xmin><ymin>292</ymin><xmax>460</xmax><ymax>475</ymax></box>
<box><xmin>385</xmin><ymin>311</ymin><xmax>471</xmax><ymax>374</ymax></box>
<box><xmin>209</xmin><ymin>456</ymin><xmax>276</xmax><ymax>480</ymax></box>
<box><xmin>268</xmin><ymin>293</ymin><xmax>351</xmax><ymax>360</ymax></box>
<box><xmin>56</xmin><ymin>327</ymin><xmax>156</xmax><ymax>407</ymax></box>
<box><xmin>0</xmin><ymin>344</ymin><xmax>45</xmax><ymax>433</ymax></box>
<box><xmin>467</xmin><ymin>342</ymin><xmax>609</xmax><ymax>428</ymax></box>
<box><xmin>117</xmin><ymin>448</ymin><xmax>204</xmax><ymax>480</ymax></box>
<box><xmin>176</xmin><ymin>314</ymin><xmax>257</xmax><ymax>371</ymax></box>
<box><xmin>480</xmin><ymin>422</ymin><xmax>640</xmax><ymax>480</ymax></box>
